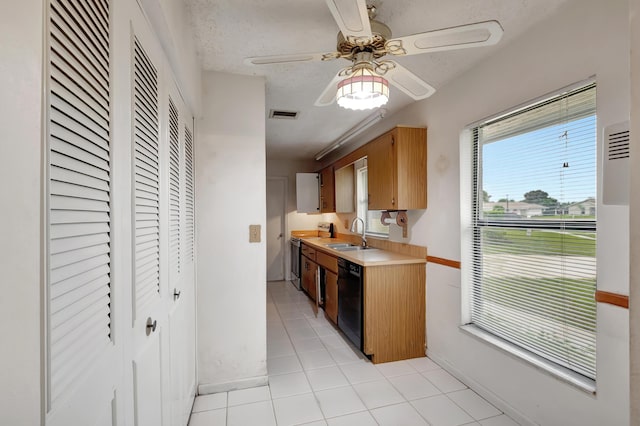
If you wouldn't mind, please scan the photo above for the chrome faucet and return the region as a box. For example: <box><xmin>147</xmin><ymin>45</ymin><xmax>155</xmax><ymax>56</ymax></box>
<box><xmin>350</xmin><ymin>217</ymin><xmax>367</xmax><ymax>247</ymax></box>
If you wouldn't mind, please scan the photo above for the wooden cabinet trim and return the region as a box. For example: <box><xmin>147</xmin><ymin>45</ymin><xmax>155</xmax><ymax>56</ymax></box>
<box><xmin>595</xmin><ymin>290</ymin><xmax>629</xmax><ymax>308</ymax></box>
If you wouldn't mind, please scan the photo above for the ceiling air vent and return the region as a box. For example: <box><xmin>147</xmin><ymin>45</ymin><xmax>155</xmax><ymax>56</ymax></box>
<box><xmin>269</xmin><ymin>109</ymin><xmax>299</xmax><ymax>119</ymax></box>
<box><xmin>603</xmin><ymin>121</ymin><xmax>630</xmax><ymax>205</ymax></box>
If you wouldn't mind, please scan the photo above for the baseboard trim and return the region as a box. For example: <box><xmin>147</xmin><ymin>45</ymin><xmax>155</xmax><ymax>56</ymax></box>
<box><xmin>198</xmin><ymin>375</ymin><xmax>268</xmax><ymax>395</ymax></box>
<box><xmin>426</xmin><ymin>350</ymin><xmax>536</xmax><ymax>426</ymax></box>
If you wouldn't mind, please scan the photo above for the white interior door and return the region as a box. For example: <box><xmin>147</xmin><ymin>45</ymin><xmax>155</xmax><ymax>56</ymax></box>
<box><xmin>266</xmin><ymin>177</ymin><xmax>286</xmax><ymax>281</ymax></box>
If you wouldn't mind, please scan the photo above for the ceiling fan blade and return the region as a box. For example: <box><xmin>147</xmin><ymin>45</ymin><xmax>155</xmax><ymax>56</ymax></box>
<box><xmin>325</xmin><ymin>0</ymin><xmax>372</xmax><ymax>40</ymax></box>
<box><xmin>386</xmin><ymin>20</ymin><xmax>503</xmax><ymax>56</ymax></box>
<box><xmin>244</xmin><ymin>52</ymin><xmax>336</xmax><ymax>66</ymax></box>
<box><xmin>384</xmin><ymin>61</ymin><xmax>436</xmax><ymax>100</ymax></box>
<box><xmin>314</xmin><ymin>68</ymin><xmax>350</xmax><ymax>107</ymax></box>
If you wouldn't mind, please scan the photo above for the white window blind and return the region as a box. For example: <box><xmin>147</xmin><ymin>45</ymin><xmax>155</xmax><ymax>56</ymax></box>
<box><xmin>469</xmin><ymin>83</ymin><xmax>597</xmax><ymax>379</ymax></box>
<box><xmin>184</xmin><ymin>126</ymin><xmax>195</xmax><ymax>263</ymax></box>
<box><xmin>47</xmin><ymin>0</ymin><xmax>112</xmax><ymax>405</ymax></box>
<box><xmin>168</xmin><ymin>97</ymin><xmax>180</xmax><ymax>279</ymax></box>
<box><xmin>133</xmin><ymin>36</ymin><xmax>160</xmax><ymax>314</ymax></box>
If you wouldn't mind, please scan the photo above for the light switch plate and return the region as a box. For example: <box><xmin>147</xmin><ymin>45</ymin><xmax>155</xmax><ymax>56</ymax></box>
<box><xmin>249</xmin><ymin>225</ymin><xmax>261</xmax><ymax>243</ymax></box>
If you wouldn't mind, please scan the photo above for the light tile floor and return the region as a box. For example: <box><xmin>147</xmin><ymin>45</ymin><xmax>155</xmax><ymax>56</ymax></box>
<box><xmin>189</xmin><ymin>280</ymin><xmax>520</xmax><ymax>426</ymax></box>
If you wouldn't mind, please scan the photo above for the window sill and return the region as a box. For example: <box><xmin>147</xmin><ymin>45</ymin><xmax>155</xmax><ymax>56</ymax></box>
<box><xmin>460</xmin><ymin>324</ymin><xmax>596</xmax><ymax>395</ymax></box>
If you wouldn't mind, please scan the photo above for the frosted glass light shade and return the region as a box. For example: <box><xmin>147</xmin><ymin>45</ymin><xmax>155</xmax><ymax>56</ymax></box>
<box><xmin>336</xmin><ymin>68</ymin><xmax>389</xmax><ymax>110</ymax></box>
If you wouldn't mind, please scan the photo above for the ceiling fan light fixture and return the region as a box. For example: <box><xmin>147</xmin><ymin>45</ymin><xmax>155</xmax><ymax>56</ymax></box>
<box><xmin>336</xmin><ymin>67</ymin><xmax>389</xmax><ymax>110</ymax></box>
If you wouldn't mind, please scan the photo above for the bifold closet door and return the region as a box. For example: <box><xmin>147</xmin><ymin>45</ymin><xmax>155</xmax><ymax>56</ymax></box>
<box><xmin>45</xmin><ymin>0</ymin><xmax>120</xmax><ymax>425</ymax></box>
<box><xmin>130</xmin><ymin>6</ymin><xmax>170</xmax><ymax>426</ymax></box>
<box><xmin>166</xmin><ymin>79</ymin><xmax>197</xmax><ymax>425</ymax></box>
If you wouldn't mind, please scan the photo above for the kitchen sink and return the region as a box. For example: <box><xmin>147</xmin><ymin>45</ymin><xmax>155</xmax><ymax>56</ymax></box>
<box><xmin>325</xmin><ymin>243</ymin><xmax>354</xmax><ymax>248</ymax></box>
<box><xmin>333</xmin><ymin>246</ymin><xmax>377</xmax><ymax>252</ymax></box>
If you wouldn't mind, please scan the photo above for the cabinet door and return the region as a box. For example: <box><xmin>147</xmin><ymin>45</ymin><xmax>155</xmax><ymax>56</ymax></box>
<box><xmin>320</xmin><ymin>166</ymin><xmax>335</xmax><ymax>213</ymax></box>
<box><xmin>296</xmin><ymin>173</ymin><xmax>320</xmax><ymax>213</ymax></box>
<box><xmin>395</xmin><ymin>127</ymin><xmax>427</xmax><ymax>210</ymax></box>
<box><xmin>367</xmin><ymin>131</ymin><xmax>397</xmax><ymax>210</ymax></box>
<box><xmin>324</xmin><ymin>270</ymin><xmax>338</xmax><ymax>324</ymax></box>
<box><xmin>302</xmin><ymin>258</ymin><xmax>318</xmax><ymax>301</ymax></box>
<box><xmin>335</xmin><ymin>164</ymin><xmax>355</xmax><ymax>213</ymax></box>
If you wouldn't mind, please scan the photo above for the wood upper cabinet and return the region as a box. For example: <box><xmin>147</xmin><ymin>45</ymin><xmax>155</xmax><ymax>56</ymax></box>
<box><xmin>367</xmin><ymin>127</ymin><xmax>427</xmax><ymax>211</ymax></box>
<box><xmin>319</xmin><ymin>166</ymin><xmax>335</xmax><ymax>213</ymax></box>
<box><xmin>335</xmin><ymin>164</ymin><xmax>355</xmax><ymax>213</ymax></box>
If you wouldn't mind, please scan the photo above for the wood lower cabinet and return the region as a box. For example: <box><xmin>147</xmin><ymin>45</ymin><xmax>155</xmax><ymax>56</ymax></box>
<box><xmin>367</xmin><ymin>127</ymin><xmax>427</xmax><ymax>211</ymax></box>
<box><xmin>363</xmin><ymin>263</ymin><xmax>426</xmax><ymax>363</ymax></box>
<box><xmin>299</xmin><ymin>241</ymin><xmax>426</xmax><ymax>364</ymax></box>
<box><xmin>316</xmin><ymin>251</ymin><xmax>338</xmax><ymax>324</ymax></box>
<box><xmin>302</xmin><ymin>256</ymin><xmax>318</xmax><ymax>301</ymax></box>
<box><xmin>324</xmin><ymin>270</ymin><xmax>338</xmax><ymax>324</ymax></box>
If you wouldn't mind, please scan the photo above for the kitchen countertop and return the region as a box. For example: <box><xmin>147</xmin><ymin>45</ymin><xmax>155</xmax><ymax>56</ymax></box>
<box><xmin>300</xmin><ymin>237</ymin><xmax>427</xmax><ymax>267</ymax></box>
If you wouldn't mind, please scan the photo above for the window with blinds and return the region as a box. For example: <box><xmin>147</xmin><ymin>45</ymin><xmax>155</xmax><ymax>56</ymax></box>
<box><xmin>47</xmin><ymin>0</ymin><xmax>112</xmax><ymax>405</ymax></box>
<box><xmin>469</xmin><ymin>83</ymin><xmax>597</xmax><ymax>379</ymax></box>
<box><xmin>133</xmin><ymin>37</ymin><xmax>160</xmax><ymax>314</ymax></box>
<box><xmin>168</xmin><ymin>97</ymin><xmax>180</xmax><ymax>278</ymax></box>
<box><xmin>185</xmin><ymin>126</ymin><xmax>195</xmax><ymax>263</ymax></box>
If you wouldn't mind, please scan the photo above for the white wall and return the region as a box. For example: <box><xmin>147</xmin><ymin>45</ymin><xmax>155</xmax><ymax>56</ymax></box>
<box><xmin>196</xmin><ymin>71</ymin><xmax>268</xmax><ymax>392</ymax></box>
<box><xmin>325</xmin><ymin>0</ymin><xmax>630</xmax><ymax>424</ymax></box>
<box><xmin>629</xmin><ymin>0</ymin><xmax>640</xmax><ymax>422</ymax></box>
<box><xmin>0</xmin><ymin>1</ymin><xmax>43</xmax><ymax>424</ymax></box>
<box><xmin>140</xmin><ymin>0</ymin><xmax>203</xmax><ymax>115</ymax></box>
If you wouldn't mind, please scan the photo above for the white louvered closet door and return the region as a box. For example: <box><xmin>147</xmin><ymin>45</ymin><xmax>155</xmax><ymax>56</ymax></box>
<box><xmin>183</xmin><ymin>109</ymin><xmax>198</xmax><ymax>421</ymax></box>
<box><xmin>130</xmin><ymin>5</ymin><xmax>170</xmax><ymax>426</ymax></box>
<box><xmin>46</xmin><ymin>0</ymin><xmax>119</xmax><ymax>425</ymax></box>
<box><xmin>184</xmin><ymin>115</ymin><xmax>195</xmax><ymax>267</ymax></box>
<box><xmin>166</xmin><ymin>80</ymin><xmax>197</xmax><ymax>426</ymax></box>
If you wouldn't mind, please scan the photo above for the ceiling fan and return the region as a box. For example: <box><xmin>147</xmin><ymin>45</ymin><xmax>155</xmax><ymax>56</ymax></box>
<box><xmin>245</xmin><ymin>0</ymin><xmax>504</xmax><ymax>110</ymax></box>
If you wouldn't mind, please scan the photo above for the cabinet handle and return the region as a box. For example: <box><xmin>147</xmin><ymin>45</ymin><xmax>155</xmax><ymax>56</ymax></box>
<box><xmin>392</xmin><ymin>197</ymin><xmax>395</xmax><ymax>205</ymax></box>
<box><xmin>173</xmin><ymin>289</ymin><xmax>181</xmax><ymax>300</ymax></box>
<box><xmin>145</xmin><ymin>317</ymin><xmax>157</xmax><ymax>336</ymax></box>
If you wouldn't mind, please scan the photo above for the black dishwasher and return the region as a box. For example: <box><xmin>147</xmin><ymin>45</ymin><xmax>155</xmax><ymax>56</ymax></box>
<box><xmin>337</xmin><ymin>258</ymin><xmax>363</xmax><ymax>351</ymax></box>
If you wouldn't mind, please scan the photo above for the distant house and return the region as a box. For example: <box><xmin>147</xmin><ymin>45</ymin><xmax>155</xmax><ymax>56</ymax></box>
<box><xmin>568</xmin><ymin>197</ymin><xmax>596</xmax><ymax>216</ymax></box>
<box><xmin>483</xmin><ymin>201</ymin><xmax>545</xmax><ymax>218</ymax></box>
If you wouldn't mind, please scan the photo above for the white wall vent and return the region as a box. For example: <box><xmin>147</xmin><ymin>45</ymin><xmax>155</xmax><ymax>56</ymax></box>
<box><xmin>603</xmin><ymin>121</ymin><xmax>630</xmax><ymax>205</ymax></box>
<box><xmin>269</xmin><ymin>109</ymin><xmax>299</xmax><ymax>119</ymax></box>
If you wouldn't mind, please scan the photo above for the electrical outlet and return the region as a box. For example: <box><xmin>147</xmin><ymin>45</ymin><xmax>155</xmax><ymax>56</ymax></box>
<box><xmin>344</xmin><ymin>219</ymin><xmax>349</xmax><ymax>229</ymax></box>
<box><xmin>249</xmin><ymin>224</ymin><xmax>261</xmax><ymax>243</ymax></box>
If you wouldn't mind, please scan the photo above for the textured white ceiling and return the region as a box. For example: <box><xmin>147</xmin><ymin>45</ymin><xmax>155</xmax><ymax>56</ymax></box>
<box><xmin>185</xmin><ymin>0</ymin><xmax>569</xmax><ymax>160</ymax></box>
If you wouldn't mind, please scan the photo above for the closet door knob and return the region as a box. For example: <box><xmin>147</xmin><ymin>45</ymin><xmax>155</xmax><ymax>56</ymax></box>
<box><xmin>146</xmin><ymin>317</ymin><xmax>157</xmax><ymax>336</ymax></box>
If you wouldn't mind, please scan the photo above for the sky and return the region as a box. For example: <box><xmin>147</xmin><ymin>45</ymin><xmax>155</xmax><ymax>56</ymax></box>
<box><xmin>481</xmin><ymin>115</ymin><xmax>596</xmax><ymax>205</ymax></box>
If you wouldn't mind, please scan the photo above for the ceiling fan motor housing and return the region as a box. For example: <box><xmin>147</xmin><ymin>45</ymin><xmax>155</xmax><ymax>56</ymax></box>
<box><xmin>336</xmin><ymin>20</ymin><xmax>392</xmax><ymax>60</ymax></box>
